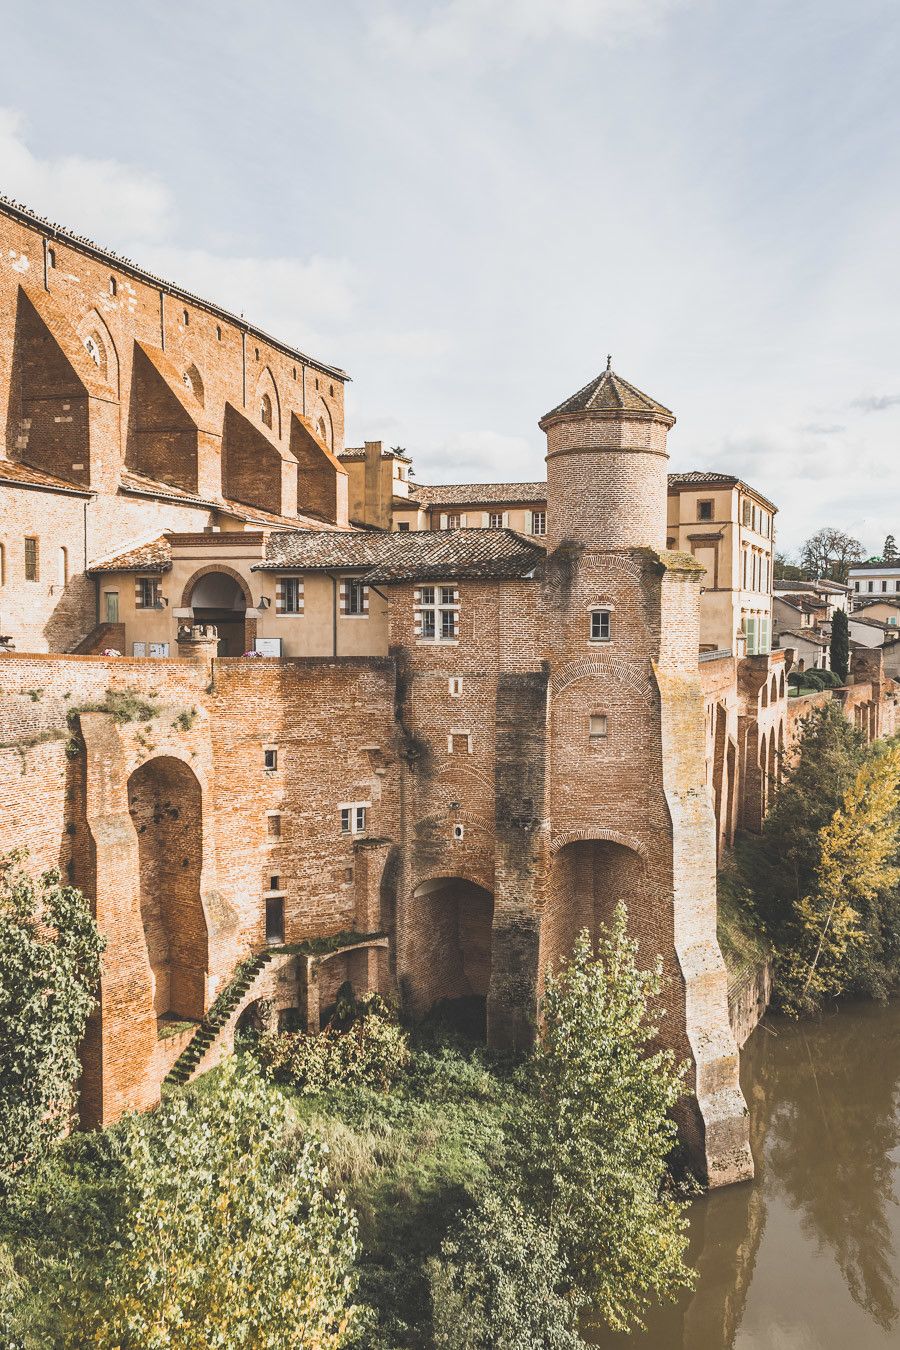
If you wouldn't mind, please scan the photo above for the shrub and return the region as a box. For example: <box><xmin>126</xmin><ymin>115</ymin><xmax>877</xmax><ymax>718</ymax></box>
<box><xmin>255</xmin><ymin>998</ymin><xmax>411</xmax><ymax>1094</ymax></box>
<box><xmin>803</xmin><ymin>671</ymin><xmax>826</xmax><ymax>691</ymax></box>
<box><xmin>428</xmin><ymin>1191</ymin><xmax>581</xmax><ymax>1350</ymax></box>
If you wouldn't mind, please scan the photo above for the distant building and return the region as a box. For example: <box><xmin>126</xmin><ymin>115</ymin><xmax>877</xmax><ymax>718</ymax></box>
<box><xmin>848</xmin><ymin>561</ymin><xmax>900</xmax><ymax>607</ymax></box>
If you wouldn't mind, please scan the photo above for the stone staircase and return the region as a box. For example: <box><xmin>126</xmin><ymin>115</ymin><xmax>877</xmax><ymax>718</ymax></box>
<box><xmin>163</xmin><ymin>950</ymin><xmax>275</xmax><ymax>1090</ymax></box>
<box><xmin>69</xmin><ymin>621</ymin><xmax>126</xmax><ymax>654</ymax></box>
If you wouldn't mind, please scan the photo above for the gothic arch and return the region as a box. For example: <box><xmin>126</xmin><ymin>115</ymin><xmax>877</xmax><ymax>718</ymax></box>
<box><xmin>182</xmin><ymin>362</ymin><xmax>205</xmax><ymax>406</ymax></box>
<box><xmin>76</xmin><ymin>308</ymin><xmax>119</xmax><ymax>394</ymax></box>
<box><xmin>256</xmin><ymin>366</ymin><xmax>281</xmax><ymax>438</ymax></box>
<box><xmin>312</xmin><ymin>397</ymin><xmax>333</xmax><ymax>450</ymax></box>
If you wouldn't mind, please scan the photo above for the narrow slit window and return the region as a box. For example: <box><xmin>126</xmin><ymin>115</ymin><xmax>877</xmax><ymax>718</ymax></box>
<box><xmin>24</xmin><ymin>536</ymin><xmax>39</xmax><ymax>582</ymax></box>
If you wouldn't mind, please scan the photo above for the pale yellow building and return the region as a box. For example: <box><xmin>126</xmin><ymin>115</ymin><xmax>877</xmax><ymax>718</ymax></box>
<box><xmin>666</xmin><ymin>472</ymin><xmax>776</xmax><ymax>655</ymax></box>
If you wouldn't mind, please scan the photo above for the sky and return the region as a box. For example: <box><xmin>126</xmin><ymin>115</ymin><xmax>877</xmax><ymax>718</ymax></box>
<box><xmin>2</xmin><ymin>0</ymin><xmax>899</xmax><ymax>555</ymax></box>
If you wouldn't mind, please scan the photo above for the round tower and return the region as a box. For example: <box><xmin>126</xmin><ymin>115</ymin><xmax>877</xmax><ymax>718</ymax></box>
<box><xmin>539</xmin><ymin>360</ymin><xmax>675</xmax><ymax>552</ymax></box>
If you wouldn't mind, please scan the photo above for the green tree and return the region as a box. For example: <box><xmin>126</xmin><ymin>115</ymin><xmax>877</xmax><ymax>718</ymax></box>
<box><xmin>56</xmin><ymin>1061</ymin><xmax>360</xmax><ymax>1349</ymax></box>
<box><xmin>779</xmin><ymin>744</ymin><xmax>900</xmax><ymax>1015</ymax></box>
<box><xmin>883</xmin><ymin>535</ymin><xmax>898</xmax><ymax>564</ymax></box>
<box><xmin>737</xmin><ymin>703</ymin><xmax>865</xmax><ymax>942</ymax></box>
<box><xmin>517</xmin><ymin>910</ymin><xmax>693</xmax><ymax>1335</ymax></box>
<box><xmin>0</xmin><ymin>852</ymin><xmax>104</xmax><ymax>1190</ymax></box>
<box><xmin>830</xmin><ymin>607</ymin><xmax>850</xmax><ymax>683</ymax></box>
<box><xmin>800</xmin><ymin>527</ymin><xmax>865</xmax><ymax>582</ymax></box>
<box><xmin>428</xmin><ymin>1191</ymin><xmax>582</xmax><ymax>1350</ymax></box>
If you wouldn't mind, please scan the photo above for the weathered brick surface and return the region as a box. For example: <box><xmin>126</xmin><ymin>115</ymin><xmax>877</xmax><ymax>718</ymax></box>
<box><xmin>0</xmin><ymin>200</ymin><xmax>348</xmax><ymax>652</ymax></box>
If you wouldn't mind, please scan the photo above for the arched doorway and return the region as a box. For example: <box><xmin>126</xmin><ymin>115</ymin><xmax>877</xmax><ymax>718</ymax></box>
<box><xmin>544</xmin><ymin>838</ymin><xmax>645</xmax><ymax>976</ymax></box>
<box><xmin>128</xmin><ymin>756</ymin><xmax>208</xmax><ymax>1020</ymax></box>
<box><xmin>187</xmin><ymin>571</ymin><xmax>248</xmax><ymax>655</ymax></box>
<box><xmin>408</xmin><ymin>877</ymin><xmax>494</xmax><ymax>1032</ymax></box>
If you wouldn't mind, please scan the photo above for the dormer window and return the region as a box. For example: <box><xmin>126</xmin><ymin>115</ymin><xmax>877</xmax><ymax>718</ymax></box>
<box><xmin>589</xmin><ymin>608</ymin><xmax>612</xmax><ymax>642</ymax></box>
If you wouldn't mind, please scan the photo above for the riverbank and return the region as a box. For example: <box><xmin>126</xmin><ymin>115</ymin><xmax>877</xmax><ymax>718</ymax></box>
<box><xmin>591</xmin><ymin>1000</ymin><xmax>900</xmax><ymax>1349</ymax></box>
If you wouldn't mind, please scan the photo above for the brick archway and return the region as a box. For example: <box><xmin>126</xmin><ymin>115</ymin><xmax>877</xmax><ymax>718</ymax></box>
<box><xmin>180</xmin><ymin>563</ymin><xmax>253</xmax><ymax>610</ymax></box>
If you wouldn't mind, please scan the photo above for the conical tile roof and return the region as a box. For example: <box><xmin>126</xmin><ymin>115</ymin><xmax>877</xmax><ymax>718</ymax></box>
<box><xmin>540</xmin><ymin>364</ymin><xmax>674</xmax><ymax>426</ymax></box>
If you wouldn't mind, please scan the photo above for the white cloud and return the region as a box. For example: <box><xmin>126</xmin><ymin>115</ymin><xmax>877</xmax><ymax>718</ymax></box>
<box><xmin>370</xmin><ymin>0</ymin><xmax>695</xmax><ymax>66</ymax></box>
<box><xmin>0</xmin><ymin>108</ymin><xmax>171</xmax><ymax>244</ymax></box>
<box><xmin>417</xmin><ymin>428</ymin><xmax>542</xmax><ymax>482</ymax></box>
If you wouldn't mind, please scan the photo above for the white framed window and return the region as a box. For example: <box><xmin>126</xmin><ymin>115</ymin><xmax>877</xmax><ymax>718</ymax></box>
<box><xmin>488</xmin><ymin>512</ymin><xmax>505</xmax><ymax>528</ymax></box>
<box><xmin>589</xmin><ymin>608</ymin><xmax>612</xmax><ymax>642</ymax></box>
<box><xmin>341</xmin><ymin>577</ymin><xmax>369</xmax><ymax>616</ymax></box>
<box><xmin>339</xmin><ymin>802</ymin><xmax>369</xmax><ymax>835</ymax></box>
<box><xmin>444</xmin><ymin>513</ymin><xmax>462</xmax><ymax>529</ymax></box>
<box><xmin>277</xmin><ymin>576</ymin><xmax>304</xmax><ymax>614</ymax></box>
<box><xmin>264</xmin><ymin>746</ymin><xmax>278</xmax><ymax>771</ymax></box>
<box><xmin>529</xmin><ymin>510</ymin><xmax>547</xmax><ymax>536</ymax></box>
<box><xmin>135</xmin><ymin>576</ymin><xmax>161</xmax><ymax>609</ymax></box>
<box><xmin>415</xmin><ymin>584</ymin><xmax>459</xmax><ymax>642</ymax></box>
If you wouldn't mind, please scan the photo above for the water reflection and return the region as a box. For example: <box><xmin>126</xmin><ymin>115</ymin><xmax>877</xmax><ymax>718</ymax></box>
<box><xmin>588</xmin><ymin>1001</ymin><xmax>900</xmax><ymax>1349</ymax></box>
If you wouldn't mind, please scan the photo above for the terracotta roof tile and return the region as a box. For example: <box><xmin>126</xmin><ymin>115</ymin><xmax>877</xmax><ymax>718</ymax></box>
<box><xmin>254</xmin><ymin>528</ymin><xmax>545</xmax><ymax>581</ymax></box>
<box><xmin>540</xmin><ymin>366</ymin><xmax>674</xmax><ymax>425</ymax></box>
<box><xmin>0</xmin><ymin>458</ymin><xmax>93</xmax><ymax>495</ymax></box>
<box><xmin>89</xmin><ymin>537</ymin><xmax>172</xmax><ymax>574</ymax></box>
<box><xmin>412</xmin><ymin>481</ymin><xmax>548</xmax><ymax>507</ymax></box>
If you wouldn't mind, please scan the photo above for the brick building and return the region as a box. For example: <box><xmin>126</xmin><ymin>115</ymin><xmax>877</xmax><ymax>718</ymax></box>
<box><xmin>6</xmin><ymin>199</ymin><xmax>859</xmax><ymax>1189</ymax></box>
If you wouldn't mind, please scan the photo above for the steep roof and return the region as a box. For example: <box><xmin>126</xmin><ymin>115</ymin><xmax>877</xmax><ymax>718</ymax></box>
<box><xmin>540</xmin><ymin>365</ymin><xmax>674</xmax><ymax>426</ymax></box>
<box><xmin>253</xmin><ymin>528</ymin><xmax>545</xmax><ymax>581</ymax></box>
<box><xmin>118</xmin><ymin>471</ymin><xmax>349</xmax><ymax>530</ymax></box>
<box><xmin>853</xmin><ymin>596</ymin><xmax>900</xmax><ymax>610</ymax></box>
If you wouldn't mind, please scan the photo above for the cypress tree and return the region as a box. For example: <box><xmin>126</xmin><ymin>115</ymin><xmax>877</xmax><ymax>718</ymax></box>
<box><xmin>830</xmin><ymin>607</ymin><xmax>850</xmax><ymax>683</ymax></box>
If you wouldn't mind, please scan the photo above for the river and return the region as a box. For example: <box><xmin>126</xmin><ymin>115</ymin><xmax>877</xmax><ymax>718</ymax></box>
<box><xmin>590</xmin><ymin>1001</ymin><xmax>900</xmax><ymax>1349</ymax></box>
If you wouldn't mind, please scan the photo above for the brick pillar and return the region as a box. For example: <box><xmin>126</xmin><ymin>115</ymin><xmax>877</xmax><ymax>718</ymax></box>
<box><xmin>488</xmin><ymin>671</ymin><xmax>550</xmax><ymax>1051</ymax></box>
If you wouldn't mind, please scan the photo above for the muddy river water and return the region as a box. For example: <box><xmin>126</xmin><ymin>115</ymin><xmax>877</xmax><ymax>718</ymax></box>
<box><xmin>591</xmin><ymin>1001</ymin><xmax>900</xmax><ymax>1349</ymax></box>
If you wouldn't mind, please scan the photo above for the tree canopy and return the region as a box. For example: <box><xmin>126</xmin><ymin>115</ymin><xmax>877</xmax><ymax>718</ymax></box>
<box><xmin>800</xmin><ymin>527</ymin><xmax>865</xmax><ymax>583</ymax></box>
<box><xmin>0</xmin><ymin>852</ymin><xmax>104</xmax><ymax>1191</ymax></box>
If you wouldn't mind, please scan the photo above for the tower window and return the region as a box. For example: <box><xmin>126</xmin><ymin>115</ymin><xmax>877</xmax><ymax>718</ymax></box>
<box><xmin>47</xmin><ymin>246</ymin><xmax>56</xmax><ymax>269</ymax></box>
<box><xmin>109</xmin><ymin>276</ymin><xmax>117</xmax><ymax>295</ymax></box>
<box><xmin>255</xmin><ymin>347</ymin><xmax>260</xmax><ymax>360</ymax></box>
<box><xmin>183</xmin><ymin>309</ymin><xmax>189</xmax><ymax>325</ymax></box>
<box><xmin>264</xmin><ymin>747</ymin><xmax>278</xmax><ymax>771</ymax></box>
<box><xmin>266</xmin><ymin>812</ymin><xmax>282</xmax><ymax>837</ymax></box>
<box><xmin>216</xmin><ymin>324</ymin><xmax>222</xmax><ymax>341</ymax></box>
<box><xmin>340</xmin><ymin>803</ymin><xmax>369</xmax><ymax>835</ymax></box>
<box><xmin>589</xmin><ymin>609</ymin><xmax>612</xmax><ymax>642</ymax></box>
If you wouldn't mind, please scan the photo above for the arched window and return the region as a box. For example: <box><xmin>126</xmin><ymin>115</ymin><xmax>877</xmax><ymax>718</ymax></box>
<box><xmin>183</xmin><ymin>309</ymin><xmax>190</xmax><ymax>326</ymax></box>
<box><xmin>84</xmin><ymin>334</ymin><xmax>101</xmax><ymax>366</ymax></box>
<box><xmin>182</xmin><ymin>364</ymin><xmax>205</xmax><ymax>406</ymax></box>
<box><xmin>216</xmin><ymin>324</ymin><xmax>222</xmax><ymax>341</ymax></box>
<box><xmin>109</xmin><ymin>276</ymin><xmax>117</xmax><ymax>295</ymax></box>
<box><xmin>260</xmin><ymin>392</ymin><xmax>273</xmax><ymax>428</ymax></box>
<box><xmin>47</xmin><ymin>246</ymin><xmax>56</xmax><ymax>269</ymax></box>
<box><xmin>316</xmin><ymin>415</ymin><xmax>328</xmax><ymax>442</ymax></box>
<box><xmin>58</xmin><ymin>546</ymin><xmax>69</xmax><ymax>587</ymax></box>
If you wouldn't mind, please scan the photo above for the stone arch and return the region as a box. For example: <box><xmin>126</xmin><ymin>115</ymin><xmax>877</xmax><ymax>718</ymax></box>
<box><xmin>76</xmin><ymin>308</ymin><xmax>119</xmax><ymax>394</ymax></box>
<box><xmin>128</xmin><ymin>755</ymin><xmax>208</xmax><ymax>1020</ymax></box>
<box><xmin>181</xmin><ymin>565</ymin><xmax>252</xmax><ymax>657</ymax></box>
<box><xmin>779</xmin><ymin>669</ymin><xmax>786</xmax><ymax>698</ymax></box>
<box><xmin>256</xmin><ymin>367</ymin><xmax>281</xmax><ymax>438</ymax></box>
<box><xmin>312</xmin><ymin>397</ymin><xmax>333</xmax><ymax>450</ymax></box>
<box><xmin>405</xmin><ymin>875</ymin><xmax>494</xmax><ymax>1027</ymax></box>
<box><xmin>760</xmin><ymin>682</ymin><xmax>769</xmax><ymax>708</ymax></box>
<box><xmin>770</xmin><ymin>674</ymin><xmax>778</xmax><ymax>704</ymax></box>
<box><xmin>182</xmin><ymin>361</ymin><xmax>205</xmax><ymax>406</ymax></box>
<box><xmin>551</xmin><ymin>655</ymin><xmax>652</xmax><ymax>700</ymax></box>
<box><xmin>543</xmin><ymin>836</ymin><xmax>646</xmax><ymax>979</ymax></box>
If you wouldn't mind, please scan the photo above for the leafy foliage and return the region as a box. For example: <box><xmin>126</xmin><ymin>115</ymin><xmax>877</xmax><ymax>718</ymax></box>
<box><xmin>830</xmin><ymin>607</ymin><xmax>850</xmax><ymax>683</ymax></box>
<box><xmin>516</xmin><ymin>912</ymin><xmax>694</xmax><ymax>1333</ymax></box>
<box><xmin>255</xmin><ymin>995</ymin><xmax>411</xmax><ymax>1093</ymax></box>
<box><xmin>428</xmin><ymin>1191</ymin><xmax>581</xmax><ymax>1350</ymax></box>
<box><xmin>2</xmin><ymin>1060</ymin><xmax>360</xmax><ymax>1349</ymax></box>
<box><xmin>779</xmin><ymin>743</ymin><xmax>900</xmax><ymax>1015</ymax></box>
<box><xmin>0</xmin><ymin>853</ymin><xmax>104</xmax><ymax>1190</ymax></box>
